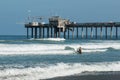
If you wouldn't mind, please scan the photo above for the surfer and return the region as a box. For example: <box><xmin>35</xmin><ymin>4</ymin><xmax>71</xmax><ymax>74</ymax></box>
<box><xmin>77</xmin><ymin>47</ymin><xmax>82</xmax><ymax>54</ymax></box>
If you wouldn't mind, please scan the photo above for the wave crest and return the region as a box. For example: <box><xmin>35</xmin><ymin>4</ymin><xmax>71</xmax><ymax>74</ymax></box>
<box><xmin>0</xmin><ymin>41</ymin><xmax>120</xmax><ymax>55</ymax></box>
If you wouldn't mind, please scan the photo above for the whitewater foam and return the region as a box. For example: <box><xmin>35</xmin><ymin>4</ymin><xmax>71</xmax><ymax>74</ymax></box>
<box><xmin>0</xmin><ymin>44</ymin><xmax>73</xmax><ymax>55</ymax></box>
<box><xmin>0</xmin><ymin>41</ymin><xmax>120</xmax><ymax>55</ymax></box>
<box><xmin>30</xmin><ymin>38</ymin><xmax>65</xmax><ymax>41</ymax></box>
<box><xmin>0</xmin><ymin>61</ymin><xmax>120</xmax><ymax>80</ymax></box>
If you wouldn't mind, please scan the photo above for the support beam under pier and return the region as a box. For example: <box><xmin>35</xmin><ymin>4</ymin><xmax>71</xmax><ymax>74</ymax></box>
<box><xmin>68</xmin><ymin>27</ymin><xmax>70</xmax><ymax>39</ymax></box>
<box><xmin>43</xmin><ymin>27</ymin><xmax>45</xmax><ymax>38</ymax></box>
<box><xmin>47</xmin><ymin>27</ymin><xmax>49</xmax><ymax>38</ymax></box>
<box><xmin>39</xmin><ymin>27</ymin><xmax>42</xmax><ymax>38</ymax></box>
<box><xmin>86</xmin><ymin>27</ymin><xmax>88</xmax><ymax>39</ymax></box>
<box><xmin>100</xmin><ymin>27</ymin><xmax>102</xmax><ymax>39</ymax></box>
<box><xmin>110</xmin><ymin>27</ymin><xmax>112</xmax><ymax>39</ymax></box>
<box><xmin>81</xmin><ymin>27</ymin><xmax>84</xmax><ymax>39</ymax></box>
<box><xmin>27</xmin><ymin>28</ymin><xmax>29</xmax><ymax>39</ymax></box>
<box><xmin>106</xmin><ymin>27</ymin><xmax>107</xmax><ymax>39</ymax></box>
<box><xmin>31</xmin><ymin>28</ymin><xmax>34</xmax><ymax>38</ymax></box>
<box><xmin>116</xmin><ymin>27</ymin><xmax>118</xmax><ymax>39</ymax></box>
<box><xmin>51</xmin><ymin>27</ymin><xmax>53</xmax><ymax>38</ymax></box>
<box><xmin>58</xmin><ymin>28</ymin><xmax>60</xmax><ymax>38</ymax></box>
<box><xmin>72</xmin><ymin>27</ymin><xmax>74</xmax><ymax>39</ymax></box>
<box><xmin>35</xmin><ymin>27</ymin><xmax>37</xmax><ymax>38</ymax></box>
<box><xmin>54</xmin><ymin>28</ymin><xmax>57</xmax><ymax>38</ymax></box>
<box><xmin>64</xmin><ymin>30</ymin><xmax>66</xmax><ymax>39</ymax></box>
<box><xmin>91</xmin><ymin>27</ymin><xmax>93</xmax><ymax>39</ymax></box>
<box><xmin>96</xmin><ymin>27</ymin><xmax>97</xmax><ymax>39</ymax></box>
<box><xmin>77</xmin><ymin>27</ymin><xmax>78</xmax><ymax>39</ymax></box>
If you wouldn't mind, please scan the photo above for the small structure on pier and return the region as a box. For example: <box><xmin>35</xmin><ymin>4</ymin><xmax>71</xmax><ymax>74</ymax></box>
<box><xmin>49</xmin><ymin>16</ymin><xmax>70</xmax><ymax>32</ymax></box>
<box><xmin>25</xmin><ymin>16</ymin><xmax>120</xmax><ymax>39</ymax></box>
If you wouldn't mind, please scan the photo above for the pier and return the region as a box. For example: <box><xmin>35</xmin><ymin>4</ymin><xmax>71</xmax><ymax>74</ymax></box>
<box><xmin>25</xmin><ymin>16</ymin><xmax>120</xmax><ymax>39</ymax></box>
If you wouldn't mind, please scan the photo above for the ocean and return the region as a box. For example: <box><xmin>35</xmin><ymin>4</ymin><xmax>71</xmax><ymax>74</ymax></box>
<box><xmin>0</xmin><ymin>35</ymin><xmax>120</xmax><ymax>80</ymax></box>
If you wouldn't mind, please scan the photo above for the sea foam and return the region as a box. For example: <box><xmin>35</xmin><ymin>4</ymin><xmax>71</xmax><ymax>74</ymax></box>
<box><xmin>0</xmin><ymin>41</ymin><xmax>120</xmax><ymax>55</ymax></box>
<box><xmin>30</xmin><ymin>38</ymin><xmax>65</xmax><ymax>41</ymax></box>
<box><xmin>0</xmin><ymin>61</ymin><xmax>120</xmax><ymax>80</ymax></box>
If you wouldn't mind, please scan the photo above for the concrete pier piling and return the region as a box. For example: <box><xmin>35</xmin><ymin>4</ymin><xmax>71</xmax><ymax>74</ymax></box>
<box><xmin>39</xmin><ymin>27</ymin><xmax>41</xmax><ymax>38</ymax></box>
<box><xmin>90</xmin><ymin>27</ymin><xmax>93</xmax><ymax>39</ymax></box>
<box><xmin>110</xmin><ymin>27</ymin><xmax>112</xmax><ymax>39</ymax></box>
<box><xmin>27</xmin><ymin>27</ymin><xmax>29</xmax><ymax>39</ymax></box>
<box><xmin>96</xmin><ymin>27</ymin><xmax>97</xmax><ymax>39</ymax></box>
<box><xmin>106</xmin><ymin>27</ymin><xmax>107</xmax><ymax>39</ymax></box>
<box><xmin>81</xmin><ymin>27</ymin><xmax>84</xmax><ymax>39</ymax></box>
<box><xmin>100</xmin><ymin>27</ymin><xmax>102</xmax><ymax>39</ymax></box>
<box><xmin>64</xmin><ymin>29</ymin><xmax>66</xmax><ymax>39</ymax></box>
<box><xmin>86</xmin><ymin>27</ymin><xmax>88</xmax><ymax>39</ymax></box>
<box><xmin>31</xmin><ymin>28</ymin><xmax>33</xmax><ymax>38</ymax></box>
<box><xmin>77</xmin><ymin>27</ymin><xmax>78</xmax><ymax>39</ymax></box>
<box><xmin>116</xmin><ymin>27</ymin><xmax>118</xmax><ymax>39</ymax></box>
<box><xmin>68</xmin><ymin>28</ymin><xmax>70</xmax><ymax>39</ymax></box>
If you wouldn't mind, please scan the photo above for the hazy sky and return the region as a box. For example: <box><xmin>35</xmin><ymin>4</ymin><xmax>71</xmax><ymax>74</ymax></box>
<box><xmin>0</xmin><ymin>0</ymin><xmax>120</xmax><ymax>35</ymax></box>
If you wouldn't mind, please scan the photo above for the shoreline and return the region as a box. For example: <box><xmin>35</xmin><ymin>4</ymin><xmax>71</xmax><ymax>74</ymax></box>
<box><xmin>45</xmin><ymin>71</ymin><xmax>120</xmax><ymax>80</ymax></box>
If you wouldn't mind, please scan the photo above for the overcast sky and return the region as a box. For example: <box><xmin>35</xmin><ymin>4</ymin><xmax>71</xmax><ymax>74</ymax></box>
<box><xmin>0</xmin><ymin>0</ymin><xmax>120</xmax><ymax>35</ymax></box>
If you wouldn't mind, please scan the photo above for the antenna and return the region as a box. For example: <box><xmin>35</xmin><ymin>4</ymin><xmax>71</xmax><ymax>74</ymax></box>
<box><xmin>36</xmin><ymin>16</ymin><xmax>45</xmax><ymax>24</ymax></box>
<box><xmin>37</xmin><ymin>16</ymin><xmax>44</xmax><ymax>22</ymax></box>
<box><xmin>27</xmin><ymin>10</ymin><xmax>31</xmax><ymax>22</ymax></box>
<box><xmin>55</xmin><ymin>12</ymin><xmax>58</xmax><ymax>16</ymax></box>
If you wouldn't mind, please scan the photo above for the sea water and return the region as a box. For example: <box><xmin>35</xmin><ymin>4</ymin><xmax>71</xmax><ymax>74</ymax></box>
<box><xmin>0</xmin><ymin>35</ymin><xmax>120</xmax><ymax>80</ymax></box>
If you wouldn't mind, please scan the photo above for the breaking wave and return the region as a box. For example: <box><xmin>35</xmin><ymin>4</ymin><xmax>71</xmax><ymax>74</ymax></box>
<box><xmin>30</xmin><ymin>38</ymin><xmax>65</xmax><ymax>41</ymax></box>
<box><xmin>0</xmin><ymin>40</ymin><xmax>120</xmax><ymax>55</ymax></box>
<box><xmin>0</xmin><ymin>61</ymin><xmax>120</xmax><ymax>80</ymax></box>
